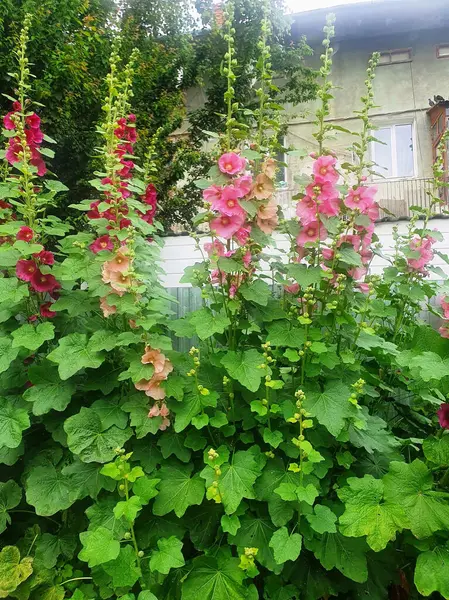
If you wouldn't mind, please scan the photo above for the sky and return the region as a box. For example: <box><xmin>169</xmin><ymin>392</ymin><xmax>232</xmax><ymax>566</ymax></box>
<box><xmin>286</xmin><ymin>0</ymin><xmax>374</xmax><ymax>12</ymax></box>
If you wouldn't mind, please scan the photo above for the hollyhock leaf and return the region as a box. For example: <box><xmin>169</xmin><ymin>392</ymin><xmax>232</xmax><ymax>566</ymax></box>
<box><xmin>189</xmin><ymin>309</ymin><xmax>231</xmax><ymax>340</ymax></box>
<box><xmin>0</xmin><ymin>546</ymin><xmax>33</xmax><ymax>597</ymax></box>
<box><xmin>250</xmin><ymin>400</ymin><xmax>268</xmax><ymax>416</ymax></box>
<box><xmin>414</xmin><ymin>543</ymin><xmax>449</xmax><ymax>598</ymax></box>
<box><xmin>44</xmin><ymin>180</ymin><xmax>69</xmax><ymax>193</ymax></box>
<box><xmin>296</xmin><ymin>484</ymin><xmax>319</xmax><ymax>505</ymax></box>
<box><xmin>307</xmin><ymin>532</ymin><xmax>368</xmax><ymax>583</ymax></box>
<box><xmin>355</xmin><ymin>331</ymin><xmax>398</xmax><ymax>355</ymax></box>
<box><xmin>40</xmin><ymin>585</ymin><xmax>66</xmax><ymax>600</ymax></box>
<box><xmin>348</xmin><ymin>407</ymin><xmax>399</xmax><ymax>454</ymax></box>
<box><xmin>87</xmin><ymin>329</ymin><xmax>120</xmax><ymax>352</ymax></box>
<box><xmin>62</xmin><ymin>458</ymin><xmax>115</xmax><ymax>501</ymax></box>
<box><xmin>64</xmin><ymin>407</ymin><xmax>132</xmax><ymax>463</ymax></box>
<box><xmin>153</xmin><ymin>461</ymin><xmax>204</xmax><ymax>518</ymax></box>
<box><xmin>158</xmin><ymin>432</ymin><xmax>192</xmax><ymax>463</ymax></box>
<box><xmin>34</xmin><ymin>533</ymin><xmax>77</xmax><ymax>569</ymax></box>
<box><xmin>240</xmin><ymin>280</ymin><xmax>271</xmax><ymax>306</ymax></box>
<box><xmin>338</xmin><ymin>475</ymin><xmax>409</xmax><ymax>551</ymax></box>
<box><xmin>287</xmin><ymin>264</ymin><xmax>322</xmax><ymax>288</ymax></box>
<box><xmin>118</xmin><ymin>359</ymin><xmax>155</xmax><ymax>383</ymax></box>
<box><xmin>0</xmin><ymin>338</ymin><xmax>20</xmax><ymax>375</ymax></box>
<box><xmin>13</xmin><ymin>241</ymin><xmax>44</xmax><ymax>255</ymax></box>
<box><xmin>221</xmin><ymin>349</ymin><xmax>264</xmax><ymax>392</ymax></box>
<box><xmin>423</xmin><ymin>435</ymin><xmax>449</xmax><ymax>465</ymax></box>
<box><xmin>217</xmin><ymin>257</ymin><xmax>245</xmax><ymax>274</ymax></box>
<box><xmin>0</xmin><ymin>278</ymin><xmax>28</xmax><ymax>304</ymax></box>
<box><xmin>185</xmin><ymin>429</ymin><xmax>207</xmax><ymax>451</ymax></box>
<box><xmin>162</xmin><ymin>375</ymin><xmax>185</xmax><ymax>401</ymax></box>
<box><xmin>132</xmin><ymin>477</ymin><xmax>160</xmax><ymax>504</ymax></box>
<box><xmin>269</xmin><ymin>527</ymin><xmax>302</xmax><ymax>564</ymax></box>
<box><xmin>383</xmin><ymin>460</ymin><xmax>449</xmax><ymax>538</ymax></box>
<box><xmin>122</xmin><ymin>394</ymin><xmax>162</xmax><ymax>438</ymax></box>
<box><xmin>0</xmin><ymin>397</ymin><xmax>29</xmax><ymax>448</ymax></box>
<box><xmin>182</xmin><ymin>554</ymin><xmax>246</xmax><ymax>600</ymax></box>
<box><xmin>263</xmin><ymin>428</ymin><xmax>283</xmax><ymax>448</ymax></box>
<box><xmin>304</xmin><ymin>380</ymin><xmax>357</xmax><ymax>437</ymax></box>
<box><xmin>267</xmin><ymin>495</ymin><xmax>294</xmax><ymax>527</ymax></box>
<box><xmin>210</xmin><ymin>411</ymin><xmax>228</xmax><ymax>428</ymax></box>
<box><xmin>0</xmin><ymin>480</ymin><xmax>21</xmax><ymax>534</ymax></box>
<box><xmin>409</xmin><ymin>352</ymin><xmax>449</xmax><ymax>382</ymax></box>
<box><xmin>192</xmin><ymin>413</ymin><xmax>209</xmax><ymax>429</ymax></box>
<box><xmin>51</xmin><ymin>291</ymin><xmax>97</xmax><ymax>316</ymax></box>
<box><xmin>238</xmin><ymin>200</ymin><xmax>257</xmax><ymax>217</ymax></box>
<box><xmin>24</xmin><ymin>365</ymin><xmax>75</xmax><ymax>416</ymax></box>
<box><xmin>172</xmin><ymin>391</ymin><xmax>218</xmax><ymax>433</ymax></box>
<box><xmin>0</xmin><ymin>442</ymin><xmax>23</xmax><ymax>466</ymax></box>
<box><xmin>103</xmin><ymin>545</ymin><xmax>141</xmax><ymax>588</ymax></box>
<box><xmin>150</xmin><ymin>536</ymin><xmax>185</xmax><ymax>574</ymax></box>
<box><xmin>337</xmin><ymin>247</ymin><xmax>363</xmax><ymax>267</ymax></box>
<box><xmin>91</xmin><ymin>397</ymin><xmax>128</xmax><ymax>430</ymax></box>
<box><xmin>265</xmin><ymin>321</ymin><xmax>306</xmax><ymax>348</ymax></box>
<box><xmin>139</xmin><ymin>593</ymin><xmax>158</xmax><ymax>600</ymax></box>
<box><xmin>221</xmin><ymin>514</ymin><xmax>240</xmax><ymax>535</ymax></box>
<box><xmin>114</xmin><ymin>496</ymin><xmax>143</xmax><ymax>522</ymax></box>
<box><xmin>0</xmin><ymin>247</ymin><xmax>20</xmax><ymax>267</ymax></box>
<box><xmin>11</xmin><ymin>322</ymin><xmax>54</xmax><ymax>351</ymax></box>
<box><xmin>78</xmin><ymin>526</ymin><xmax>120</xmax><ymax>567</ymax></box>
<box><xmin>85</xmin><ymin>498</ymin><xmax>128</xmax><ymax>540</ymax></box>
<box><xmin>306</xmin><ymin>505</ymin><xmax>337</xmax><ymax>534</ymax></box>
<box><xmin>229</xmin><ymin>515</ymin><xmax>277</xmax><ymax>571</ymax></box>
<box><xmin>25</xmin><ymin>464</ymin><xmax>73</xmax><ymax>516</ymax></box>
<box><xmin>47</xmin><ymin>333</ymin><xmax>104</xmax><ymax>380</ymax></box>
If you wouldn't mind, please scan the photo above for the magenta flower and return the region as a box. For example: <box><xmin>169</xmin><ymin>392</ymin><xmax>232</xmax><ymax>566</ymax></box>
<box><xmin>313</xmin><ymin>155</ymin><xmax>339</xmax><ymax>184</ymax></box>
<box><xmin>344</xmin><ymin>186</ymin><xmax>377</xmax><ymax>213</ymax></box>
<box><xmin>16</xmin><ymin>226</ymin><xmax>34</xmax><ymax>242</ymax></box>
<box><xmin>143</xmin><ymin>183</ymin><xmax>157</xmax><ymax>206</ymax></box>
<box><xmin>6</xmin><ymin>138</ymin><xmax>21</xmax><ymax>165</ymax></box>
<box><xmin>296</xmin><ymin>196</ymin><xmax>317</xmax><ymax>225</ymax></box>
<box><xmin>297</xmin><ymin>221</ymin><xmax>327</xmax><ymax>246</ymax></box>
<box><xmin>218</xmin><ymin>152</ymin><xmax>246</xmax><ymax>176</ymax></box>
<box><xmin>16</xmin><ymin>259</ymin><xmax>38</xmax><ymax>281</ymax></box>
<box><xmin>26</xmin><ymin>113</ymin><xmax>41</xmax><ymax>129</ymax></box>
<box><xmin>33</xmin><ymin>250</ymin><xmax>55</xmax><ymax>265</ymax></box>
<box><xmin>40</xmin><ymin>302</ymin><xmax>56</xmax><ymax>318</ymax></box>
<box><xmin>3</xmin><ymin>112</ymin><xmax>16</xmax><ymax>130</ymax></box>
<box><xmin>90</xmin><ymin>235</ymin><xmax>114</xmax><ymax>254</ymax></box>
<box><xmin>210</xmin><ymin>213</ymin><xmax>245</xmax><ymax>239</ymax></box>
<box><xmin>30</xmin><ymin>270</ymin><xmax>59</xmax><ymax>293</ymax></box>
<box><xmin>212</xmin><ymin>186</ymin><xmax>246</xmax><ymax>217</ymax></box>
<box><xmin>437</xmin><ymin>403</ymin><xmax>449</xmax><ymax>429</ymax></box>
<box><xmin>234</xmin><ymin>225</ymin><xmax>251</xmax><ymax>246</ymax></box>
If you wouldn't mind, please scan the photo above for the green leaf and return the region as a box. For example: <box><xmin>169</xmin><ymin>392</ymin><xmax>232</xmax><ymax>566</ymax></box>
<box><xmin>221</xmin><ymin>514</ymin><xmax>240</xmax><ymax>535</ymax></box>
<box><xmin>338</xmin><ymin>247</ymin><xmax>362</xmax><ymax>267</ymax></box>
<box><xmin>47</xmin><ymin>333</ymin><xmax>104</xmax><ymax>380</ymax></box>
<box><xmin>306</xmin><ymin>505</ymin><xmax>337</xmax><ymax>534</ymax></box>
<box><xmin>221</xmin><ymin>349</ymin><xmax>264</xmax><ymax>392</ymax></box>
<box><xmin>266</xmin><ymin>321</ymin><xmax>305</xmax><ymax>348</ymax></box>
<box><xmin>0</xmin><ymin>546</ymin><xmax>33</xmax><ymax>598</ymax></box>
<box><xmin>0</xmin><ymin>338</ymin><xmax>20</xmax><ymax>375</ymax></box>
<box><xmin>132</xmin><ymin>477</ymin><xmax>160</xmax><ymax>504</ymax></box>
<box><xmin>296</xmin><ymin>484</ymin><xmax>319</xmax><ymax>505</ymax></box>
<box><xmin>414</xmin><ymin>543</ymin><xmax>449</xmax><ymax>598</ymax></box>
<box><xmin>24</xmin><ymin>365</ymin><xmax>75</xmax><ymax>416</ymax></box>
<box><xmin>11</xmin><ymin>322</ymin><xmax>54</xmax><ymax>351</ymax></box>
<box><xmin>25</xmin><ymin>465</ymin><xmax>73</xmax><ymax>516</ymax></box>
<box><xmin>263</xmin><ymin>429</ymin><xmax>283</xmax><ymax>448</ymax></box>
<box><xmin>91</xmin><ymin>397</ymin><xmax>128</xmax><ymax>430</ymax></box>
<box><xmin>287</xmin><ymin>264</ymin><xmax>322</xmax><ymax>288</ymax></box>
<box><xmin>158</xmin><ymin>432</ymin><xmax>192</xmax><ymax>462</ymax></box>
<box><xmin>304</xmin><ymin>381</ymin><xmax>356</xmax><ymax>437</ymax></box>
<box><xmin>64</xmin><ymin>407</ymin><xmax>132</xmax><ymax>463</ymax></box>
<box><xmin>307</xmin><ymin>532</ymin><xmax>368</xmax><ymax>583</ymax></box>
<box><xmin>0</xmin><ymin>278</ymin><xmax>28</xmax><ymax>305</ymax></box>
<box><xmin>103</xmin><ymin>545</ymin><xmax>141</xmax><ymax>588</ymax></box>
<box><xmin>383</xmin><ymin>460</ymin><xmax>449</xmax><ymax>539</ymax></box>
<box><xmin>34</xmin><ymin>533</ymin><xmax>76</xmax><ymax>569</ymax></box>
<box><xmin>182</xmin><ymin>554</ymin><xmax>247</xmax><ymax>600</ymax></box>
<box><xmin>114</xmin><ymin>496</ymin><xmax>143</xmax><ymax>521</ymax></box>
<box><xmin>150</xmin><ymin>536</ymin><xmax>185</xmax><ymax>574</ymax></box>
<box><xmin>62</xmin><ymin>458</ymin><xmax>115</xmax><ymax>501</ymax></box>
<box><xmin>229</xmin><ymin>515</ymin><xmax>277</xmax><ymax>571</ymax></box>
<box><xmin>355</xmin><ymin>331</ymin><xmax>398</xmax><ymax>355</ymax></box>
<box><xmin>240</xmin><ymin>280</ymin><xmax>271</xmax><ymax>306</ymax></box>
<box><xmin>269</xmin><ymin>527</ymin><xmax>302</xmax><ymax>564</ymax></box>
<box><xmin>122</xmin><ymin>394</ymin><xmax>161</xmax><ymax>438</ymax></box>
<box><xmin>189</xmin><ymin>309</ymin><xmax>231</xmax><ymax>340</ymax></box>
<box><xmin>172</xmin><ymin>390</ymin><xmax>218</xmax><ymax>433</ymax></box>
<box><xmin>217</xmin><ymin>257</ymin><xmax>245</xmax><ymax>273</ymax></box>
<box><xmin>348</xmin><ymin>407</ymin><xmax>399</xmax><ymax>454</ymax></box>
<box><xmin>0</xmin><ymin>397</ymin><xmax>29</xmax><ymax>449</ymax></box>
<box><xmin>338</xmin><ymin>475</ymin><xmax>409</xmax><ymax>551</ymax></box>
<box><xmin>423</xmin><ymin>435</ymin><xmax>449</xmax><ymax>466</ymax></box>
<box><xmin>40</xmin><ymin>585</ymin><xmax>65</xmax><ymax>600</ymax></box>
<box><xmin>153</xmin><ymin>462</ymin><xmax>204</xmax><ymax>518</ymax></box>
<box><xmin>78</xmin><ymin>526</ymin><xmax>120</xmax><ymax>567</ymax></box>
<box><xmin>0</xmin><ymin>480</ymin><xmax>21</xmax><ymax>534</ymax></box>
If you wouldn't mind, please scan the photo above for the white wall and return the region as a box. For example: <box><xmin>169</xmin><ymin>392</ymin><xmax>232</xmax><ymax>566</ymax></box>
<box><xmin>160</xmin><ymin>219</ymin><xmax>449</xmax><ymax>287</ymax></box>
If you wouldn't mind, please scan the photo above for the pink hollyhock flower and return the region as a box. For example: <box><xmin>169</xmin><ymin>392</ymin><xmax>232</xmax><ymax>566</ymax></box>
<box><xmin>344</xmin><ymin>186</ymin><xmax>377</xmax><ymax>212</ymax></box>
<box><xmin>100</xmin><ymin>296</ymin><xmax>117</xmax><ymax>317</ymax></box>
<box><xmin>114</xmin><ymin>124</ymin><xmax>126</xmax><ymax>139</ymax></box>
<box><xmin>159</xmin><ymin>417</ymin><xmax>170</xmax><ymax>431</ymax></box>
<box><xmin>262</xmin><ymin>158</ymin><xmax>277</xmax><ymax>179</ymax></box>
<box><xmin>251</xmin><ymin>174</ymin><xmax>275</xmax><ymax>201</ymax></box>
<box><xmin>257</xmin><ymin>200</ymin><xmax>279</xmax><ymax>234</ymax></box>
<box><xmin>367</xmin><ymin>202</ymin><xmax>380</xmax><ymax>222</ymax></box>
<box><xmin>234</xmin><ymin>175</ymin><xmax>252</xmax><ymax>197</ymax></box>
<box><xmin>90</xmin><ymin>235</ymin><xmax>114</xmax><ymax>254</ymax></box>
<box><xmin>441</xmin><ymin>297</ymin><xmax>449</xmax><ymax>319</ymax></box>
<box><xmin>437</xmin><ymin>403</ymin><xmax>449</xmax><ymax>429</ymax></box>
<box><xmin>229</xmin><ymin>284</ymin><xmax>238</xmax><ymax>299</ymax></box>
<box><xmin>357</xmin><ymin>283</ymin><xmax>371</xmax><ymax>294</ymax></box>
<box><xmin>26</xmin><ymin>113</ymin><xmax>41</xmax><ymax>129</ymax></box>
<box><xmin>144</xmin><ymin>183</ymin><xmax>157</xmax><ymax>205</ymax></box>
<box><xmin>321</xmin><ymin>248</ymin><xmax>334</xmax><ymax>261</ymax></box>
<box><xmin>297</xmin><ymin>221</ymin><xmax>327</xmax><ymax>246</ymax></box>
<box><xmin>210</xmin><ymin>213</ymin><xmax>245</xmax><ymax>239</ymax></box>
<box><xmin>338</xmin><ymin>234</ymin><xmax>361</xmax><ymax>252</ymax></box>
<box><xmin>212</xmin><ymin>186</ymin><xmax>246</xmax><ymax>217</ymax></box>
<box><xmin>349</xmin><ymin>266</ymin><xmax>367</xmax><ymax>280</ymax></box>
<box><xmin>313</xmin><ymin>155</ymin><xmax>339</xmax><ymax>184</ymax></box>
<box><xmin>285</xmin><ymin>282</ymin><xmax>300</xmax><ymax>294</ymax></box>
<box><xmin>439</xmin><ymin>326</ymin><xmax>449</xmax><ymax>340</ymax></box>
<box><xmin>126</xmin><ymin>127</ymin><xmax>137</xmax><ymax>143</ymax></box>
<box><xmin>16</xmin><ymin>259</ymin><xmax>38</xmax><ymax>281</ymax></box>
<box><xmin>30</xmin><ymin>270</ymin><xmax>59</xmax><ymax>293</ymax></box>
<box><xmin>148</xmin><ymin>404</ymin><xmax>160</xmax><ymax>418</ymax></box>
<box><xmin>218</xmin><ymin>152</ymin><xmax>246</xmax><ymax>175</ymax></box>
<box><xmin>16</xmin><ymin>226</ymin><xmax>34</xmax><ymax>242</ymax></box>
<box><xmin>234</xmin><ymin>225</ymin><xmax>251</xmax><ymax>246</ymax></box>
<box><xmin>204</xmin><ymin>239</ymin><xmax>225</xmax><ymax>258</ymax></box>
<box><xmin>296</xmin><ymin>196</ymin><xmax>317</xmax><ymax>225</ymax></box>
<box><xmin>3</xmin><ymin>112</ymin><xmax>16</xmax><ymax>130</ymax></box>
<box><xmin>33</xmin><ymin>250</ymin><xmax>55</xmax><ymax>265</ymax></box>
<box><xmin>210</xmin><ymin>269</ymin><xmax>226</xmax><ymax>285</ymax></box>
<box><xmin>30</xmin><ymin>150</ymin><xmax>46</xmax><ymax>176</ymax></box>
<box><xmin>243</xmin><ymin>250</ymin><xmax>252</xmax><ymax>268</ymax></box>
<box><xmin>101</xmin><ymin>177</ymin><xmax>113</xmax><ymax>186</ymax></box>
<box><xmin>305</xmin><ymin>180</ymin><xmax>337</xmax><ymax>203</ymax></box>
<box><xmin>40</xmin><ymin>302</ymin><xmax>56</xmax><ymax>318</ymax></box>
<box><xmin>320</xmin><ymin>195</ymin><xmax>340</xmax><ymax>217</ymax></box>
<box><xmin>360</xmin><ymin>248</ymin><xmax>373</xmax><ymax>265</ymax></box>
<box><xmin>26</xmin><ymin>127</ymin><xmax>44</xmax><ymax>146</ymax></box>
<box><xmin>203</xmin><ymin>185</ymin><xmax>223</xmax><ymax>204</ymax></box>
<box><xmin>6</xmin><ymin>138</ymin><xmax>21</xmax><ymax>164</ymax></box>
<box><xmin>407</xmin><ymin>237</ymin><xmax>435</xmax><ymax>271</ymax></box>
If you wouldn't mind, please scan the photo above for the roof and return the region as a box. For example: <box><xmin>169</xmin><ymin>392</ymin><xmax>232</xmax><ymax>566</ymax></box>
<box><xmin>290</xmin><ymin>0</ymin><xmax>449</xmax><ymax>43</ymax></box>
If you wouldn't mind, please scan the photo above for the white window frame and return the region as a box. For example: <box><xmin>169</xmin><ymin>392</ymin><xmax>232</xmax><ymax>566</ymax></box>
<box><xmin>371</xmin><ymin>122</ymin><xmax>417</xmax><ymax>180</ymax></box>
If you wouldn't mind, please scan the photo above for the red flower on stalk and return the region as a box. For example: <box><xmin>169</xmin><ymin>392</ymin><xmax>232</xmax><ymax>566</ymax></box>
<box><xmin>30</xmin><ymin>270</ymin><xmax>59</xmax><ymax>293</ymax></box>
<box><xmin>33</xmin><ymin>250</ymin><xmax>55</xmax><ymax>265</ymax></box>
<box><xmin>26</xmin><ymin>113</ymin><xmax>41</xmax><ymax>129</ymax></box>
<box><xmin>438</xmin><ymin>403</ymin><xmax>449</xmax><ymax>429</ymax></box>
<box><xmin>16</xmin><ymin>226</ymin><xmax>34</xmax><ymax>242</ymax></box>
<box><xmin>40</xmin><ymin>302</ymin><xmax>57</xmax><ymax>318</ymax></box>
<box><xmin>90</xmin><ymin>235</ymin><xmax>114</xmax><ymax>254</ymax></box>
<box><xmin>16</xmin><ymin>259</ymin><xmax>38</xmax><ymax>281</ymax></box>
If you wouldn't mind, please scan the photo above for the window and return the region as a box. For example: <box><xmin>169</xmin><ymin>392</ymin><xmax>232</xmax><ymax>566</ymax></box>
<box><xmin>371</xmin><ymin>124</ymin><xmax>415</xmax><ymax>178</ymax></box>
<box><xmin>378</xmin><ymin>48</ymin><xmax>412</xmax><ymax>65</ymax></box>
<box><xmin>275</xmin><ymin>137</ymin><xmax>288</xmax><ymax>185</ymax></box>
<box><xmin>437</xmin><ymin>44</ymin><xmax>449</xmax><ymax>58</ymax></box>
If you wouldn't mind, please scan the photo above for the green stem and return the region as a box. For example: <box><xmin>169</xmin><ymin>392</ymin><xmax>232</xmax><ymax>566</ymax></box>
<box><xmin>124</xmin><ymin>479</ymin><xmax>140</xmax><ymax>559</ymax></box>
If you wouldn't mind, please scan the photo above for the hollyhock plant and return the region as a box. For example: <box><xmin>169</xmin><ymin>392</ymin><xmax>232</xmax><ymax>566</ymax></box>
<box><xmin>33</xmin><ymin>249</ymin><xmax>55</xmax><ymax>265</ymax></box>
<box><xmin>218</xmin><ymin>152</ymin><xmax>246</xmax><ymax>175</ymax></box>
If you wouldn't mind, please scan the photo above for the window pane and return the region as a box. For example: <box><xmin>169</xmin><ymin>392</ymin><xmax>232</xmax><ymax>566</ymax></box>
<box><xmin>374</xmin><ymin>128</ymin><xmax>392</xmax><ymax>177</ymax></box>
<box><xmin>396</xmin><ymin>124</ymin><xmax>414</xmax><ymax>177</ymax></box>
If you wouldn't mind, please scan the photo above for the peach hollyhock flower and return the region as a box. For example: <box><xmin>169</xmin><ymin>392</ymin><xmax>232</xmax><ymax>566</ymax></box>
<box><xmin>297</xmin><ymin>221</ymin><xmax>327</xmax><ymax>246</ymax></box>
<box><xmin>210</xmin><ymin>213</ymin><xmax>245</xmax><ymax>239</ymax></box>
<box><xmin>251</xmin><ymin>174</ymin><xmax>275</xmax><ymax>201</ymax></box>
<box><xmin>212</xmin><ymin>186</ymin><xmax>246</xmax><ymax>217</ymax></box>
<box><xmin>100</xmin><ymin>296</ymin><xmax>117</xmax><ymax>317</ymax></box>
<box><xmin>148</xmin><ymin>404</ymin><xmax>160</xmax><ymax>417</ymax></box>
<box><xmin>218</xmin><ymin>152</ymin><xmax>246</xmax><ymax>175</ymax></box>
<box><xmin>313</xmin><ymin>155</ymin><xmax>339</xmax><ymax>184</ymax></box>
<box><xmin>107</xmin><ymin>271</ymin><xmax>132</xmax><ymax>293</ymax></box>
<box><xmin>141</xmin><ymin>346</ymin><xmax>166</xmax><ymax>374</ymax></box>
<box><xmin>262</xmin><ymin>158</ymin><xmax>277</xmax><ymax>179</ymax></box>
<box><xmin>159</xmin><ymin>417</ymin><xmax>170</xmax><ymax>431</ymax></box>
<box><xmin>105</xmin><ymin>247</ymin><xmax>131</xmax><ymax>273</ymax></box>
<box><xmin>135</xmin><ymin>378</ymin><xmax>166</xmax><ymax>400</ymax></box>
<box><xmin>344</xmin><ymin>186</ymin><xmax>377</xmax><ymax>213</ymax></box>
<box><xmin>257</xmin><ymin>200</ymin><xmax>279</xmax><ymax>234</ymax></box>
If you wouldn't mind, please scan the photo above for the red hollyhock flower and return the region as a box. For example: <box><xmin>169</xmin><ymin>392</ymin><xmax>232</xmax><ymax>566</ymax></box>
<box><xmin>40</xmin><ymin>302</ymin><xmax>57</xmax><ymax>318</ymax></box>
<box><xmin>16</xmin><ymin>226</ymin><xmax>34</xmax><ymax>242</ymax></box>
<box><xmin>90</xmin><ymin>235</ymin><xmax>114</xmax><ymax>254</ymax></box>
<box><xmin>6</xmin><ymin>138</ymin><xmax>21</xmax><ymax>164</ymax></box>
<box><xmin>30</xmin><ymin>148</ymin><xmax>46</xmax><ymax>176</ymax></box>
<box><xmin>26</xmin><ymin>127</ymin><xmax>44</xmax><ymax>145</ymax></box>
<box><xmin>30</xmin><ymin>270</ymin><xmax>59</xmax><ymax>293</ymax></box>
<box><xmin>33</xmin><ymin>250</ymin><xmax>55</xmax><ymax>265</ymax></box>
<box><xmin>128</xmin><ymin>113</ymin><xmax>136</xmax><ymax>122</ymax></box>
<box><xmin>438</xmin><ymin>403</ymin><xmax>449</xmax><ymax>429</ymax></box>
<box><xmin>144</xmin><ymin>183</ymin><xmax>157</xmax><ymax>206</ymax></box>
<box><xmin>0</xmin><ymin>200</ymin><xmax>12</xmax><ymax>210</ymax></box>
<box><xmin>16</xmin><ymin>259</ymin><xmax>38</xmax><ymax>281</ymax></box>
<box><xmin>119</xmin><ymin>218</ymin><xmax>132</xmax><ymax>229</ymax></box>
<box><xmin>87</xmin><ymin>201</ymin><xmax>101</xmax><ymax>219</ymax></box>
<box><xmin>26</xmin><ymin>113</ymin><xmax>41</xmax><ymax>129</ymax></box>
<box><xmin>3</xmin><ymin>112</ymin><xmax>16</xmax><ymax>130</ymax></box>
<box><xmin>12</xmin><ymin>101</ymin><xmax>21</xmax><ymax>111</ymax></box>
